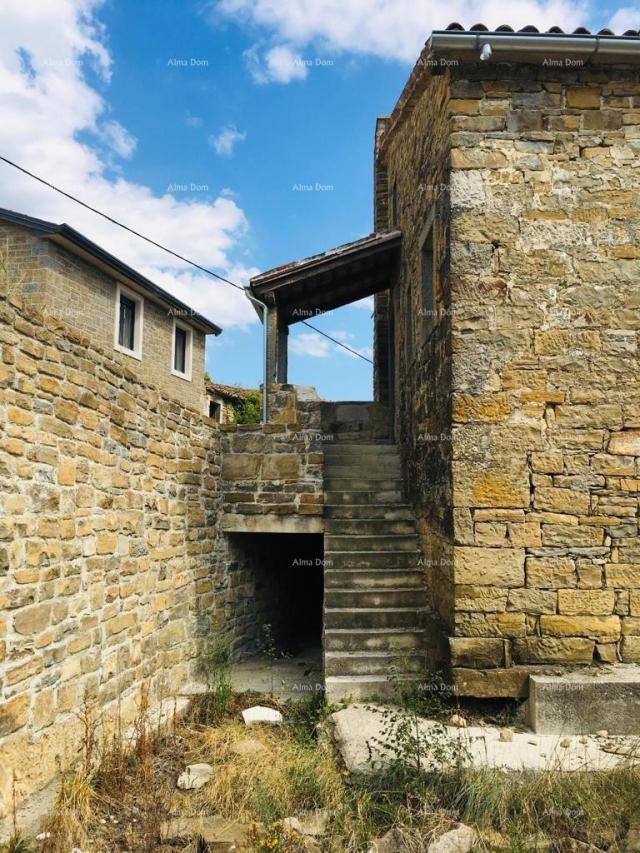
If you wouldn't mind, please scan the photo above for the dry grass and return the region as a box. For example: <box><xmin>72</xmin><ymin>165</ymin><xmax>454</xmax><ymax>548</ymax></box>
<box><xmin>33</xmin><ymin>690</ymin><xmax>640</xmax><ymax>852</ymax></box>
<box><xmin>198</xmin><ymin>720</ymin><xmax>345</xmax><ymax>823</ymax></box>
<box><xmin>40</xmin><ymin>772</ymin><xmax>94</xmax><ymax>853</ymax></box>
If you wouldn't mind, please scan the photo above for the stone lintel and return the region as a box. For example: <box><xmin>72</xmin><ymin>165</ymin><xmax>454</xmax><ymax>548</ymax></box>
<box><xmin>220</xmin><ymin>513</ymin><xmax>324</xmax><ymax>534</ymax></box>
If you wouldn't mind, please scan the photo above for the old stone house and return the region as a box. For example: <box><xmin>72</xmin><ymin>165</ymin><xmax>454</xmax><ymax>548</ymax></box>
<box><xmin>0</xmin><ymin>208</ymin><xmax>221</xmax><ymax>411</ymax></box>
<box><xmin>249</xmin><ymin>23</ymin><xmax>640</xmax><ymax>702</ymax></box>
<box><xmin>3</xmin><ymin>22</ymin><xmax>640</xmax><ymax>833</ymax></box>
<box><xmin>204</xmin><ymin>381</ymin><xmax>257</xmax><ymax>422</ymax></box>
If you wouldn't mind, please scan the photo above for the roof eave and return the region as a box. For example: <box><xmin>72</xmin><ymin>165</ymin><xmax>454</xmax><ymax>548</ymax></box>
<box><xmin>0</xmin><ymin>208</ymin><xmax>223</xmax><ymax>336</ymax></box>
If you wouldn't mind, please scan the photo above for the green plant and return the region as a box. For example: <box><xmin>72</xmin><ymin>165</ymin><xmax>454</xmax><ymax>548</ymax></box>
<box><xmin>233</xmin><ymin>391</ymin><xmax>261</xmax><ymax>424</ymax></box>
<box><xmin>0</xmin><ymin>836</ymin><xmax>36</xmax><ymax>853</ymax></box>
<box><xmin>247</xmin><ymin>820</ymin><xmax>306</xmax><ymax>852</ymax></box>
<box><xmin>204</xmin><ymin>371</ymin><xmax>212</xmax><ymax>382</ymax></box>
<box><xmin>195</xmin><ymin>612</ymin><xmax>233</xmax><ymax>720</ymax></box>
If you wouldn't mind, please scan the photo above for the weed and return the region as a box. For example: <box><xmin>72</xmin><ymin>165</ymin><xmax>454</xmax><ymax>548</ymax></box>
<box><xmin>0</xmin><ymin>836</ymin><xmax>36</xmax><ymax>853</ymax></box>
<box><xmin>40</xmin><ymin>772</ymin><xmax>93</xmax><ymax>853</ymax></box>
<box><xmin>195</xmin><ymin>612</ymin><xmax>233</xmax><ymax>721</ymax></box>
<box><xmin>247</xmin><ymin>820</ymin><xmax>306</xmax><ymax>852</ymax></box>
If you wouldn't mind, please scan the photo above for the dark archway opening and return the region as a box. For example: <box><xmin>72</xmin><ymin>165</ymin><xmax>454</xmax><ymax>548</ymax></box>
<box><xmin>226</xmin><ymin>532</ymin><xmax>324</xmax><ymax>660</ymax></box>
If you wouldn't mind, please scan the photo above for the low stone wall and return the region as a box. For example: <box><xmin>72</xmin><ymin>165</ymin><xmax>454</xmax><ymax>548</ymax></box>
<box><xmin>0</xmin><ymin>291</ymin><xmax>223</xmax><ymax>829</ymax></box>
<box><xmin>220</xmin><ymin>385</ymin><xmax>325</xmax><ymax>533</ymax></box>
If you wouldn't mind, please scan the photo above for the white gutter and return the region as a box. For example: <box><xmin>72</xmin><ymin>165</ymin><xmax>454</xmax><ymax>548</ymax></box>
<box><xmin>429</xmin><ymin>30</ymin><xmax>640</xmax><ymax>60</ymax></box>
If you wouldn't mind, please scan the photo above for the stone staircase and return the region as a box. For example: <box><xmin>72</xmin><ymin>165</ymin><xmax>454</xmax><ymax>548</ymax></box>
<box><xmin>323</xmin><ymin>442</ymin><xmax>429</xmax><ymax>701</ymax></box>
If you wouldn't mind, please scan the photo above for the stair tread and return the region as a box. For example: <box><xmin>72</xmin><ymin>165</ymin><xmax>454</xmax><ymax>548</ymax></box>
<box><xmin>324</xmin><ymin>650</ymin><xmax>424</xmax><ymax>658</ymax></box>
<box><xmin>325</xmin><ymin>606</ymin><xmax>428</xmax><ymax>613</ymax></box>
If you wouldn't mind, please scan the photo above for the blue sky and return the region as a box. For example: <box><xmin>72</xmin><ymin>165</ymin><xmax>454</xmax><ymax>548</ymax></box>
<box><xmin>0</xmin><ymin>0</ymin><xmax>635</xmax><ymax>399</ymax></box>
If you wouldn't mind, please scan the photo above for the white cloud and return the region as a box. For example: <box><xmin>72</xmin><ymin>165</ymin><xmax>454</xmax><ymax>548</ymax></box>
<box><xmin>243</xmin><ymin>43</ymin><xmax>308</xmax><ymax>84</ymax></box>
<box><xmin>0</xmin><ymin>0</ymin><xmax>257</xmax><ymax>332</ymax></box>
<box><xmin>290</xmin><ymin>328</ymin><xmax>372</xmax><ymax>360</ymax></box>
<box><xmin>216</xmin><ymin>0</ymin><xmax>590</xmax><ymax>72</ymax></box>
<box><xmin>290</xmin><ymin>332</ymin><xmax>333</xmax><ymax>357</ymax></box>
<box><xmin>608</xmin><ymin>6</ymin><xmax>640</xmax><ymax>30</ymax></box>
<box><xmin>209</xmin><ymin>124</ymin><xmax>247</xmax><ymax>156</ymax></box>
<box><xmin>101</xmin><ymin>119</ymin><xmax>137</xmax><ymax>158</ymax></box>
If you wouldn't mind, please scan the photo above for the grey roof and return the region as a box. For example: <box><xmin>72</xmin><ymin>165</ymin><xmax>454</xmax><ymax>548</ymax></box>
<box><xmin>0</xmin><ymin>207</ymin><xmax>222</xmax><ymax>335</ymax></box>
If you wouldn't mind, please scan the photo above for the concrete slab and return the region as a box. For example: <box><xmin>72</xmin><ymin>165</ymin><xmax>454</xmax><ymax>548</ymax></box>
<box><xmin>330</xmin><ymin>704</ymin><xmax>640</xmax><ymax>775</ymax></box>
<box><xmin>230</xmin><ymin>650</ymin><xmax>324</xmax><ymax>702</ymax></box>
<box><xmin>528</xmin><ymin>665</ymin><xmax>640</xmax><ymax>735</ymax></box>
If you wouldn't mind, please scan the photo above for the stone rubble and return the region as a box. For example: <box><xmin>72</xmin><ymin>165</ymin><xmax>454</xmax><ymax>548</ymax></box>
<box><xmin>241</xmin><ymin>705</ymin><xmax>283</xmax><ymax>725</ymax></box>
<box><xmin>176</xmin><ymin>763</ymin><xmax>214</xmax><ymax>791</ymax></box>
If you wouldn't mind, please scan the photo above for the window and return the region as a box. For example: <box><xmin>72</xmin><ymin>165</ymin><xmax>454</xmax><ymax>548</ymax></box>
<box><xmin>171</xmin><ymin>319</ymin><xmax>192</xmax><ymax>380</ymax></box>
<box><xmin>208</xmin><ymin>400</ymin><xmax>222</xmax><ymax>421</ymax></box>
<box><xmin>114</xmin><ymin>284</ymin><xmax>143</xmax><ymax>359</ymax></box>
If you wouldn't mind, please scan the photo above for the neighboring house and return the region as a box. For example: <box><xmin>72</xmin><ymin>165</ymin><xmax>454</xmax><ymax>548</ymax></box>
<box><xmin>251</xmin><ymin>24</ymin><xmax>640</xmax><ymax>700</ymax></box>
<box><xmin>205</xmin><ymin>381</ymin><xmax>257</xmax><ymax>422</ymax></box>
<box><xmin>0</xmin><ymin>209</ymin><xmax>221</xmax><ymax>411</ymax></box>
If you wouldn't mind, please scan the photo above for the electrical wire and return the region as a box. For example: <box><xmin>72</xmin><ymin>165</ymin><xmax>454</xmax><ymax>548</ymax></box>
<box><xmin>0</xmin><ymin>155</ymin><xmax>374</xmax><ymax>364</ymax></box>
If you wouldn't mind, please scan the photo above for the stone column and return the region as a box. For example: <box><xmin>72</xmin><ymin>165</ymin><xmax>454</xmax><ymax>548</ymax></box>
<box><xmin>266</xmin><ymin>305</ymin><xmax>279</xmax><ymax>386</ymax></box>
<box><xmin>276</xmin><ymin>320</ymin><xmax>289</xmax><ymax>383</ymax></box>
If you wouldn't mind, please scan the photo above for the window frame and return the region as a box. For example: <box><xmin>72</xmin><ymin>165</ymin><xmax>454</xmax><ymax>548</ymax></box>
<box><xmin>171</xmin><ymin>317</ymin><xmax>193</xmax><ymax>381</ymax></box>
<box><xmin>114</xmin><ymin>282</ymin><xmax>144</xmax><ymax>360</ymax></box>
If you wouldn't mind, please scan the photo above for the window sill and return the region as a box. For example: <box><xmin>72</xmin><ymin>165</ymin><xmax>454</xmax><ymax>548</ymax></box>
<box><xmin>114</xmin><ymin>343</ymin><xmax>142</xmax><ymax>361</ymax></box>
<box><xmin>171</xmin><ymin>368</ymin><xmax>192</xmax><ymax>382</ymax></box>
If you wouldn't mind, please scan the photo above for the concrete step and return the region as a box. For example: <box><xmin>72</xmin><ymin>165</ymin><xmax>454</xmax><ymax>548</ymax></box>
<box><xmin>325</xmin><ymin>674</ymin><xmax>419</xmax><ymax>702</ymax></box>
<box><xmin>324</xmin><ymin>444</ymin><xmax>398</xmax><ymax>456</ymax></box>
<box><xmin>324</xmin><ymin>476</ymin><xmax>404</xmax><ymax>492</ymax></box>
<box><xmin>324</xmin><ymin>627</ymin><xmax>425</xmax><ymax>653</ymax></box>
<box><xmin>325</xmin><ymin>587</ymin><xmax>426</xmax><ymax>608</ymax></box>
<box><xmin>324</xmin><ymin>489</ymin><xmax>404</xmax><ymax>505</ymax></box>
<box><xmin>325</xmin><ymin>607</ymin><xmax>426</xmax><ymax>629</ymax></box>
<box><xmin>324</xmin><ymin>551</ymin><xmax>422</xmax><ymax>570</ymax></box>
<box><xmin>324</xmin><ymin>650</ymin><xmax>426</xmax><ymax>677</ymax></box>
<box><xmin>325</xmin><ymin>460</ymin><xmax>401</xmax><ymax>478</ymax></box>
<box><xmin>324</xmin><ymin>569</ymin><xmax>425</xmax><ymax>589</ymax></box>
<box><xmin>325</xmin><ymin>518</ymin><xmax>415</xmax><ymax>536</ymax></box>
<box><xmin>324</xmin><ymin>504</ymin><xmax>412</xmax><ymax>520</ymax></box>
<box><xmin>325</xmin><ymin>534</ymin><xmax>419</xmax><ymax>552</ymax></box>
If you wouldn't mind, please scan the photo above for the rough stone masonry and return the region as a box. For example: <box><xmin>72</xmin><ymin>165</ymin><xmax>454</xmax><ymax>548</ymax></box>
<box><xmin>378</xmin><ymin>50</ymin><xmax>640</xmax><ymax>697</ymax></box>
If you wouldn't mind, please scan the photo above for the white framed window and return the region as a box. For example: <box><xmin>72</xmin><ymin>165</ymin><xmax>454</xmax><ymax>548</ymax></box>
<box><xmin>114</xmin><ymin>283</ymin><xmax>143</xmax><ymax>360</ymax></box>
<box><xmin>171</xmin><ymin>318</ymin><xmax>193</xmax><ymax>381</ymax></box>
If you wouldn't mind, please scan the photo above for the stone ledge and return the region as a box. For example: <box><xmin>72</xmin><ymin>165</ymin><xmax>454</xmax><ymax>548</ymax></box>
<box><xmin>528</xmin><ymin>665</ymin><xmax>640</xmax><ymax>734</ymax></box>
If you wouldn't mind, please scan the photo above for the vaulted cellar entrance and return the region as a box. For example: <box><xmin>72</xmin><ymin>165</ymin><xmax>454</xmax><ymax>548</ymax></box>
<box><xmin>223</xmin><ymin>532</ymin><xmax>324</xmax><ymax>697</ymax></box>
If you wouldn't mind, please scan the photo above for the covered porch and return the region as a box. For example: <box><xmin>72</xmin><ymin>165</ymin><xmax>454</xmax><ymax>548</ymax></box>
<box><xmin>249</xmin><ymin>230</ymin><xmax>401</xmax><ymax>398</ymax></box>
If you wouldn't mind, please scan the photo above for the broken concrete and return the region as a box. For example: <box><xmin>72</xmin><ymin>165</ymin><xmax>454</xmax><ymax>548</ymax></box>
<box><xmin>330</xmin><ymin>705</ymin><xmax>640</xmax><ymax>774</ymax></box>
<box><xmin>241</xmin><ymin>705</ymin><xmax>283</xmax><ymax>725</ymax></box>
<box><xmin>176</xmin><ymin>763</ymin><xmax>214</xmax><ymax>790</ymax></box>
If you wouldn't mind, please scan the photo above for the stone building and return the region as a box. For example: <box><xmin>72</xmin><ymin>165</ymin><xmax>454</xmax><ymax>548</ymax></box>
<box><xmin>204</xmin><ymin>381</ymin><xmax>257</xmax><ymax>422</ymax></box>
<box><xmin>250</xmin><ymin>24</ymin><xmax>640</xmax><ymax>700</ymax></box>
<box><xmin>0</xmin><ymin>209</ymin><xmax>221</xmax><ymax>411</ymax></box>
<box><xmin>4</xmin><ymin>21</ymin><xmax>640</xmax><ymax>836</ymax></box>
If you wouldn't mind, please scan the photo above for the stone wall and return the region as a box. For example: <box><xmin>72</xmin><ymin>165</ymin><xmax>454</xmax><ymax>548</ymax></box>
<box><xmin>219</xmin><ymin>385</ymin><xmax>324</xmax><ymax>533</ymax></box>
<box><xmin>0</xmin><ymin>222</ymin><xmax>207</xmax><ymax>412</ymax></box>
<box><xmin>0</xmin><ymin>288</ymin><xmax>223</xmax><ymax>826</ymax></box>
<box><xmin>447</xmin><ymin>62</ymin><xmax>640</xmax><ymax>696</ymax></box>
<box><xmin>383</xmin><ymin>58</ymin><xmax>640</xmax><ymax>696</ymax></box>
<box><xmin>381</xmin><ymin>70</ymin><xmax>454</xmax><ymax>662</ymax></box>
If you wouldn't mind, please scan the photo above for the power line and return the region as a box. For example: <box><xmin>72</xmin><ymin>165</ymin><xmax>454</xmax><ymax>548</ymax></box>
<box><xmin>0</xmin><ymin>155</ymin><xmax>373</xmax><ymax>365</ymax></box>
